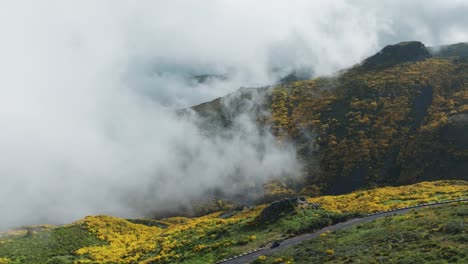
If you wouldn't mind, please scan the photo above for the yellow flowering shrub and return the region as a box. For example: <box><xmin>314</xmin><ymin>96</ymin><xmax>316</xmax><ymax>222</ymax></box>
<box><xmin>274</xmin><ymin>257</ymin><xmax>286</xmax><ymax>263</ymax></box>
<box><xmin>193</xmin><ymin>244</ymin><xmax>207</xmax><ymax>251</ymax></box>
<box><xmin>308</xmin><ymin>180</ymin><xmax>467</xmax><ymax>213</ymax></box>
<box><xmin>76</xmin><ymin>210</ymin><xmax>258</xmax><ymax>263</ymax></box>
<box><xmin>75</xmin><ymin>215</ymin><xmax>163</xmax><ymax>263</ymax></box>
<box><xmin>320</xmin><ymin>230</ymin><xmax>331</xmax><ymax>237</ymax></box>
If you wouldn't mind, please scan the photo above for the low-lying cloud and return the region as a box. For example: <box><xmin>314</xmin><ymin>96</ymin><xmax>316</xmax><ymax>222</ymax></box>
<box><xmin>0</xmin><ymin>0</ymin><xmax>466</xmax><ymax>229</ymax></box>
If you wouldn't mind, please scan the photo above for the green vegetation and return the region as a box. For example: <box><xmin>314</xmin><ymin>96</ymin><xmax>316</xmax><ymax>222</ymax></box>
<box><xmin>0</xmin><ymin>208</ymin><xmax>356</xmax><ymax>264</ymax></box>
<box><xmin>270</xmin><ymin>56</ymin><xmax>468</xmax><ymax>194</ymax></box>
<box><xmin>0</xmin><ymin>225</ymin><xmax>106</xmax><ymax>264</ymax></box>
<box><xmin>0</xmin><ymin>181</ymin><xmax>465</xmax><ymax>263</ymax></box>
<box><xmin>265</xmin><ymin>202</ymin><xmax>467</xmax><ymax>264</ymax></box>
<box><xmin>73</xmin><ymin>206</ymin><xmax>358</xmax><ymax>263</ymax></box>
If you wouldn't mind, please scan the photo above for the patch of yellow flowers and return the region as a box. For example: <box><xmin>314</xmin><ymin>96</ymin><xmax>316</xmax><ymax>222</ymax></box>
<box><xmin>308</xmin><ymin>180</ymin><xmax>467</xmax><ymax>213</ymax></box>
<box><xmin>75</xmin><ymin>206</ymin><xmax>266</xmax><ymax>263</ymax></box>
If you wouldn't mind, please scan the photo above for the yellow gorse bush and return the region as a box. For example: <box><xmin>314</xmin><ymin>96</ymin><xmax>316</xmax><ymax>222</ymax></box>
<box><xmin>75</xmin><ymin>215</ymin><xmax>162</xmax><ymax>263</ymax></box>
<box><xmin>308</xmin><ymin>180</ymin><xmax>467</xmax><ymax>213</ymax></box>
<box><xmin>75</xmin><ymin>206</ymin><xmax>266</xmax><ymax>263</ymax></box>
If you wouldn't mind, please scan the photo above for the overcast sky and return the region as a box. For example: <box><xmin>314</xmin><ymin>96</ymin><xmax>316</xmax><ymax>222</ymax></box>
<box><xmin>0</xmin><ymin>0</ymin><xmax>466</xmax><ymax>229</ymax></box>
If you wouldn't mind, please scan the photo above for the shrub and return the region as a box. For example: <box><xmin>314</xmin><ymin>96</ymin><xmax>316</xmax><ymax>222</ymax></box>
<box><xmin>273</xmin><ymin>257</ymin><xmax>284</xmax><ymax>263</ymax></box>
<box><xmin>442</xmin><ymin>221</ymin><xmax>464</xmax><ymax>234</ymax></box>
<box><xmin>252</xmin><ymin>255</ymin><xmax>267</xmax><ymax>263</ymax></box>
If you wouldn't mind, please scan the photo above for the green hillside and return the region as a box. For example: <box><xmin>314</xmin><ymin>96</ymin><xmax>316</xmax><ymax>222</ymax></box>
<box><xmin>263</xmin><ymin>202</ymin><xmax>467</xmax><ymax>264</ymax></box>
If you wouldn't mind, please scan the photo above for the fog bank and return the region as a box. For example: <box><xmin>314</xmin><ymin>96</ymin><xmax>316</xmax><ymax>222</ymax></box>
<box><xmin>0</xmin><ymin>0</ymin><xmax>466</xmax><ymax>229</ymax></box>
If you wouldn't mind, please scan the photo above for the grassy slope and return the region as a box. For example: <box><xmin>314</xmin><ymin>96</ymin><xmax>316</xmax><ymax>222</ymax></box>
<box><xmin>263</xmin><ymin>202</ymin><xmax>467</xmax><ymax>264</ymax></box>
<box><xmin>0</xmin><ymin>224</ymin><xmax>106</xmax><ymax>264</ymax></box>
<box><xmin>0</xmin><ymin>180</ymin><xmax>466</xmax><ymax>264</ymax></box>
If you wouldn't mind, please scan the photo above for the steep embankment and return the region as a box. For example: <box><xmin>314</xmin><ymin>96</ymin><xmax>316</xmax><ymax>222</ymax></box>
<box><xmin>193</xmin><ymin>41</ymin><xmax>468</xmax><ymax>196</ymax></box>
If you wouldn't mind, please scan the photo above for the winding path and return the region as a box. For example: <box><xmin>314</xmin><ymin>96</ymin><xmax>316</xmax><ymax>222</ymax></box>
<box><xmin>217</xmin><ymin>198</ymin><xmax>467</xmax><ymax>264</ymax></box>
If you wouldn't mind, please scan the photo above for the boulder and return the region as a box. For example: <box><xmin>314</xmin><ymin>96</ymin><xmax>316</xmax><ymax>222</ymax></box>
<box><xmin>255</xmin><ymin>197</ymin><xmax>311</xmax><ymax>225</ymax></box>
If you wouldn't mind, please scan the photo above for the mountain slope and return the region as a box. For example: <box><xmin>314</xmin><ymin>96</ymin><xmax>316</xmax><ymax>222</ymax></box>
<box><xmin>429</xmin><ymin>42</ymin><xmax>468</xmax><ymax>58</ymax></box>
<box><xmin>192</xmin><ymin>41</ymin><xmax>468</xmax><ymax>196</ymax></box>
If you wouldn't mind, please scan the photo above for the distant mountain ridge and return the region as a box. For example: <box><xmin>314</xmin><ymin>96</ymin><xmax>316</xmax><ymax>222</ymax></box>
<box><xmin>429</xmin><ymin>42</ymin><xmax>468</xmax><ymax>58</ymax></box>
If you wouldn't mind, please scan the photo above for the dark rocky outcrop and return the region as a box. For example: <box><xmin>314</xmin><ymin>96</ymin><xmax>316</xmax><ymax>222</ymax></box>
<box><xmin>361</xmin><ymin>41</ymin><xmax>431</xmax><ymax>70</ymax></box>
<box><xmin>448</xmin><ymin>113</ymin><xmax>468</xmax><ymax>126</ymax></box>
<box><xmin>441</xmin><ymin>113</ymin><xmax>468</xmax><ymax>148</ymax></box>
<box><xmin>255</xmin><ymin>197</ymin><xmax>313</xmax><ymax>225</ymax></box>
<box><xmin>410</xmin><ymin>86</ymin><xmax>434</xmax><ymax>128</ymax></box>
<box><xmin>126</xmin><ymin>219</ymin><xmax>169</xmax><ymax>228</ymax></box>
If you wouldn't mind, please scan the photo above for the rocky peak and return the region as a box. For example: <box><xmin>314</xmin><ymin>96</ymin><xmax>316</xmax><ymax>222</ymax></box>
<box><xmin>361</xmin><ymin>41</ymin><xmax>432</xmax><ymax>70</ymax></box>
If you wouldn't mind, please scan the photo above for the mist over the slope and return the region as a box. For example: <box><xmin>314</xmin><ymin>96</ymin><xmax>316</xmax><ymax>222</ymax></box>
<box><xmin>0</xmin><ymin>0</ymin><xmax>467</xmax><ymax>229</ymax></box>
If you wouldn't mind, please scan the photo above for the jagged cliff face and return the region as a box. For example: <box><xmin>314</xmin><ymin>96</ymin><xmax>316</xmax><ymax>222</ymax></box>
<box><xmin>192</xmin><ymin>41</ymin><xmax>468</xmax><ymax>195</ymax></box>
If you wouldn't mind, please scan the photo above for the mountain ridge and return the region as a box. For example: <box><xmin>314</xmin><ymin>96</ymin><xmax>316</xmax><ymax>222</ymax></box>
<box><xmin>191</xmin><ymin>41</ymin><xmax>468</xmax><ymax>198</ymax></box>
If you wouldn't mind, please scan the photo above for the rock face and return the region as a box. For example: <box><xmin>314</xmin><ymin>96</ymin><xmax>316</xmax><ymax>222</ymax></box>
<box><xmin>255</xmin><ymin>197</ymin><xmax>311</xmax><ymax>225</ymax></box>
<box><xmin>362</xmin><ymin>41</ymin><xmax>432</xmax><ymax>70</ymax></box>
<box><xmin>442</xmin><ymin>113</ymin><xmax>468</xmax><ymax>148</ymax></box>
<box><xmin>448</xmin><ymin>113</ymin><xmax>468</xmax><ymax>126</ymax></box>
